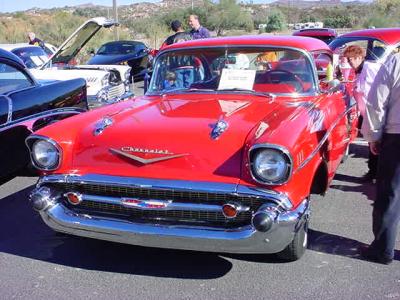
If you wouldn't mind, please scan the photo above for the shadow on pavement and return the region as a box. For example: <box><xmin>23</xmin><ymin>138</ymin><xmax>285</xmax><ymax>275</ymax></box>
<box><xmin>349</xmin><ymin>142</ymin><xmax>369</xmax><ymax>159</ymax></box>
<box><xmin>308</xmin><ymin>229</ymin><xmax>400</xmax><ymax>263</ymax></box>
<box><xmin>0</xmin><ymin>185</ymin><xmax>233</xmax><ymax>278</ymax></box>
<box><xmin>331</xmin><ymin>171</ymin><xmax>376</xmax><ymax>201</ymax></box>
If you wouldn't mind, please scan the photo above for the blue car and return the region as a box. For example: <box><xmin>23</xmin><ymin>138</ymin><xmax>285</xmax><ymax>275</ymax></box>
<box><xmin>87</xmin><ymin>40</ymin><xmax>152</xmax><ymax>81</ymax></box>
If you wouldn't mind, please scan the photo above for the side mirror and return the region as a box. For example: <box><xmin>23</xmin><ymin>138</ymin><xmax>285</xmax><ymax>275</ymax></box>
<box><xmin>320</xmin><ymin>79</ymin><xmax>341</xmax><ymax>93</ymax></box>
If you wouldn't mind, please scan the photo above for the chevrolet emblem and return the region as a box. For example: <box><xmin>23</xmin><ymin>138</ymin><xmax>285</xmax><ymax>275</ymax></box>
<box><xmin>110</xmin><ymin>148</ymin><xmax>188</xmax><ymax>164</ymax></box>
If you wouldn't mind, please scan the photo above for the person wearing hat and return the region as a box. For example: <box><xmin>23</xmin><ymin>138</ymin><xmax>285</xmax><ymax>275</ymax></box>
<box><xmin>161</xmin><ymin>20</ymin><xmax>192</xmax><ymax>49</ymax></box>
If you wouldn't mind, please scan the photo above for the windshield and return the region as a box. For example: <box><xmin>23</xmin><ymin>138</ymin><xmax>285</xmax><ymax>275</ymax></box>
<box><xmin>97</xmin><ymin>42</ymin><xmax>145</xmax><ymax>55</ymax></box>
<box><xmin>148</xmin><ymin>47</ymin><xmax>317</xmax><ymax>95</ymax></box>
<box><xmin>12</xmin><ymin>47</ymin><xmax>48</xmax><ymax>68</ymax></box>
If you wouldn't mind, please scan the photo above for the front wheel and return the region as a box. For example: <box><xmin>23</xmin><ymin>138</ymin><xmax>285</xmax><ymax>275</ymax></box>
<box><xmin>277</xmin><ymin>218</ymin><xmax>308</xmax><ymax>261</ymax></box>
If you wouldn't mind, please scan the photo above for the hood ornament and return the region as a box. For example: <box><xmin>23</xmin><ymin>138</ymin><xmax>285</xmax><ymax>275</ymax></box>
<box><xmin>93</xmin><ymin>117</ymin><xmax>113</xmax><ymax>136</ymax></box>
<box><xmin>210</xmin><ymin>119</ymin><xmax>228</xmax><ymax>140</ymax></box>
<box><xmin>110</xmin><ymin>148</ymin><xmax>188</xmax><ymax>165</ymax></box>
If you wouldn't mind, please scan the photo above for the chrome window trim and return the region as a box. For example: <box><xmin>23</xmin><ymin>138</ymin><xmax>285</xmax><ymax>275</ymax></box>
<box><xmin>149</xmin><ymin>45</ymin><xmax>320</xmax><ymax>97</ymax></box>
<box><xmin>0</xmin><ymin>107</ymin><xmax>85</xmax><ymax>133</ymax></box>
<box><xmin>37</xmin><ymin>174</ymin><xmax>293</xmax><ymax>210</ymax></box>
<box><xmin>0</xmin><ymin>94</ymin><xmax>12</xmax><ymax>123</ymax></box>
<box><xmin>248</xmin><ymin>143</ymin><xmax>293</xmax><ymax>186</ymax></box>
<box><xmin>25</xmin><ymin>134</ymin><xmax>63</xmax><ymax>171</ymax></box>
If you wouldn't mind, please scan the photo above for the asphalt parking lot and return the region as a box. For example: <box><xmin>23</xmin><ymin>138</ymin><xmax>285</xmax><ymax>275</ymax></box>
<box><xmin>1</xmin><ymin>85</ymin><xmax>399</xmax><ymax>299</ymax></box>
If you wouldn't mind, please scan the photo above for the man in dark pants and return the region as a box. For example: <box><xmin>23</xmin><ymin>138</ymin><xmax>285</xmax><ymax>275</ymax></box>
<box><xmin>361</xmin><ymin>52</ymin><xmax>400</xmax><ymax>264</ymax></box>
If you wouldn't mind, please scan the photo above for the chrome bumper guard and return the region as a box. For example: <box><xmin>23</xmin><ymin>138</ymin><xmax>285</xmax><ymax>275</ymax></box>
<box><xmin>31</xmin><ymin>174</ymin><xmax>310</xmax><ymax>254</ymax></box>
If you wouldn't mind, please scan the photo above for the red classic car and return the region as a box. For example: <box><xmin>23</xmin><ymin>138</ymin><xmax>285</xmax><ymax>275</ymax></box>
<box><xmin>27</xmin><ymin>36</ymin><xmax>357</xmax><ymax>261</ymax></box>
<box><xmin>329</xmin><ymin>28</ymin><xmax>400</xmax><ymax>62</ymax></box>
<box><xmin>293</xmin><ymin>28</ymin><xmax>337</xmax><ymax>44</ymax></box>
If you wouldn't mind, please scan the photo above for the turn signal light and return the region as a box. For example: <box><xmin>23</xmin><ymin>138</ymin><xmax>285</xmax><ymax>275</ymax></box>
<box><xmin>222</xmin><ymin>203</ymin><xmax>238</xmax><ymax>218</ymax></box>
<box><xmin>65</xmin><ymin>192</ymin><xmax>82</xmax><ymax>205</ymax></box>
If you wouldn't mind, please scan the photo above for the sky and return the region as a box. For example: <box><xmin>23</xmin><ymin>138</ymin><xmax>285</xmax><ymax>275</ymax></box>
<box><xmin>0</xmin><ymin>0</ymin><xmax>370</xmax><ymax>13</ymax></box>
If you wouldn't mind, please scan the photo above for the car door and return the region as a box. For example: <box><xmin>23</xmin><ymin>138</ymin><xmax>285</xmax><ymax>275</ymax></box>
<box><xmin>0</xmin><ymin>59</ymin><xmax>36</xmax><ymax>178</ymax></box>
<box><xmin>314</xmin><ymin>51</ymin><xmax>357</xmax><ymax>177</ymax></box>
<box><xmin>1</xmin><ymin>59</ymin><xmax>38</xmax><ymax>119</ymax></box>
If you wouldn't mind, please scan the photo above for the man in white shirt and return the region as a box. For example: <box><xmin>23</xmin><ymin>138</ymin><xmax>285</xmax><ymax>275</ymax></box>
<box><xmin>360</xmin><ymin>52</ymin><xmax>400</xmax><ymax>265</ymax></box>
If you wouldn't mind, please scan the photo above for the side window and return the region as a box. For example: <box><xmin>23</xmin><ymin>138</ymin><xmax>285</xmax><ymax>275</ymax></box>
<box><xmin>368</xmin><ymin>41</ymin><xmax>387</xmax><ymax>61</ymax></box>
<box><xmin>314</xmin><ymin>53</ymin><xmax>332</xmax><ymax>80</ymax></box>
<box><xmin>0</xmin><ymin>62</ymin><xmax>33</xmax><ymax>94</ymax></box>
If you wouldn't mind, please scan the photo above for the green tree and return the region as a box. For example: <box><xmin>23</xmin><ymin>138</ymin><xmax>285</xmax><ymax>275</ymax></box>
<box><xmin>207</xmin><ymin>0</ymin><xmax>253</xmax><ymax>36</ymax></box>
<box><xmin>265</xmin><ymin>10</ymin><xmax>286</xmax><ymax>33</ymax></box>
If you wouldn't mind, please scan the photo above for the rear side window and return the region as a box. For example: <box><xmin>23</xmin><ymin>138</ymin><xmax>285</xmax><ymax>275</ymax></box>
<box><xmin>0</xmin><ymin>63</ymin><xmax>33</xmax><ymax>94</ymax></box>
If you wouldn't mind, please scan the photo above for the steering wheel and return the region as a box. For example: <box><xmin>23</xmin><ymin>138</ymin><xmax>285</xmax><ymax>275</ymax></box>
<box><xmin>262</xmin><ymin>69</ymin><xmax>304</xmax><ymax>92</ymax></box>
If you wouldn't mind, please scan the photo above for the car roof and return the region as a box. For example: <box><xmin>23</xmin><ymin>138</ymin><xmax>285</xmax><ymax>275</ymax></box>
<box><xmin>164</xmin><ymin>35</ymin><xmax>331</xmax><ymax>52</ymax></box>
<box><xmin>101</xmin><ymin>40</ymin><xmax>145</xmax><ymax>45</ymax></box>
<box><xmin>293</xmin><ymin>28</ymin><xmax>337</xmax><ymax>37</ymax></box>
<box><xmin>339</xmin><ymin>28</ymin><xmax>400</xmax><ymax>45</ymax></box>
<box><xmin>0</xmin><ymin>48</ymin><xmax>25</xmax><ymax>66</ymax></box>
<box><xmin>0</xmin><ymin>43</ymin><xmax>29</xmax><ymax>51</ymax></box>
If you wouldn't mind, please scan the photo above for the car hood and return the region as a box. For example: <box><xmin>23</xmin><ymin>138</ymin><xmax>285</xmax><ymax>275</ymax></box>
<box><xmin>41</xmin><ymin>17</ymin><xmax>118</xmax><ymax>69</ymax></box>
<box><xmin>31</xmin><ymin>68</ymin><xmax>108</xmax><ymax>95</ymax></box>
<box><xmin>63</xmin><ymin>94</ymin><xmax>281</xmax><ymax>183</ymax></box>
<box><xmin>87</xmin><ymin>53</ymin><xmax>144</xmax><ymax>65</ymax></box>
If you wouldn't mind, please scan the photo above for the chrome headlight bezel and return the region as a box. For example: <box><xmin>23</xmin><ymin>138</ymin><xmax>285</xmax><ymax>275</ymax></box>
<box><xmin>26</xmin><ymin>136</ymin><xmax>62</xmax><ymax>171</ymax></box>
<box><xmin>249</xmin><ymin>144</ymin><xmax>293</xmax><ymax>185</ymax></box>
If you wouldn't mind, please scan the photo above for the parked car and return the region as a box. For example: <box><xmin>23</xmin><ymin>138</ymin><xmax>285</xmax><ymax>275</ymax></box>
<box><xmin>87</xmin><ymin>40</ymin><xmax>152</xmax><ymax>81</ymax></box>
<box><xmin>27</xmin><ymin>36</ymin><xmax>358</xmax><ymax>261</ymax></box>
<box><xmin>293</xmin><ymin>28</ymin><xmax>337</xmax><ymax>44</ymax></box>
<box><xmin>0</xmin><ymin>44</ymin><xmax>49</xmax><ymax>68</ymax></box>
<box><xmin>329</xmin><ymin>27</ymin><xmax>400</xmax><ymax>62</ymax></box>
<box><xmin>0</xmin><ymin>49</ymin><xmax>87</xmax><ymax>180</ymax></box>
<box><xmin>29</xmin><ymin>17</ymin><xmax>133</xmax><ymax>109</ymax></box>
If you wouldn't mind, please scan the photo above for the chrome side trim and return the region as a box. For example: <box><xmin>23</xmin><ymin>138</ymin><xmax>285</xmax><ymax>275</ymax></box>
<box><xmin>295</xmin><ymin>104</ymin><xmax>354</xmax><ymax>172</ymax></box>
<box><xmin>36</xmin><ymin>174</ymin><xmax>293</xmax><ymax>210</ymax></box>
<box><xmin>25</xmin><ymin>134</ymin><xmax>63</xmax><ymax>171</ymax></box>
<box><xmin>0</xmin><ymin>107</ymin><xmax>85</xmax><ymax>133</ymax></box>
<box><xmin>36</xmin><ymin>196</ymin><xmax>309</xmax><ymax>254</ymax></box>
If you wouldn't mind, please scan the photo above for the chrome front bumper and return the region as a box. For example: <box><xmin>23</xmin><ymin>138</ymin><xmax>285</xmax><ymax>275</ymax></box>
<box><xmin>31</xmin><ymin>174</ymin><xmax>309</xmax><ymax>254</ymax></box>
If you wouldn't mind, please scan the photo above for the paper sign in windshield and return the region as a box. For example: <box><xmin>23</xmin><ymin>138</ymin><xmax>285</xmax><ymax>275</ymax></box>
<box><xmin>218</xmin><ymin>69</ymin><xmax>256</xmax><ymax>90</ymax></box>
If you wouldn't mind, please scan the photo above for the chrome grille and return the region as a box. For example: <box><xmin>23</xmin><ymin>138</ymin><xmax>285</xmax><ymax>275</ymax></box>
<box><xmin>107</xmin><ymin>83</ymin><xmax>125</xmax><ymax>99</ymax></box>
<box><xmin>50</xmin><ymin>182</ymin><xmax>264</xmax><ymax>227</ymax></box>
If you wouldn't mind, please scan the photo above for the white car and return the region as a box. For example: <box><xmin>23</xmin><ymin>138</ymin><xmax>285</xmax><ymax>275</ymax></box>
<box><xmin>1</xmin><ymin>18</ymin><xmax>133</xmax><ymax>109</ymax></box>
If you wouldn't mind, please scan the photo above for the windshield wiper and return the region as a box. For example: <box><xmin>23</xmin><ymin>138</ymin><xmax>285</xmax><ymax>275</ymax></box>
<box><xmin>217</xmin><ymin>88</ymin><xmax>275</xmax><ymax>99</ymax></box>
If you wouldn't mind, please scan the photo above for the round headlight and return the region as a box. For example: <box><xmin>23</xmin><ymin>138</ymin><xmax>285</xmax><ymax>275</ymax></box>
<box><xmin>251</xmin><ymin>148</ymin><xmax>291</xmax><ymax>184</ymax></box>
<box><xmin>32</xmin><ymin>140</ymin><xmax>60</xmax><ymax>170</ymax></box>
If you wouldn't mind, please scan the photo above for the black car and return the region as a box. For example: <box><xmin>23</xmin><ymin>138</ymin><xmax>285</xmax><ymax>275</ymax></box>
<box><xmin>0</xmin><ymin>48</ymin><xmax>88</xmax><ymax>180</ymax></box>
<box><xmin>87</xmin><ymin>40</ymin><xmax>151</xmax><ymax>81</ymax></box>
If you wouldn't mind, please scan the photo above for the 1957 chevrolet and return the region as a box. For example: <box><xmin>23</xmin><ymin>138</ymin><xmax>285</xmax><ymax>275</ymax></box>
<box><xmin>27</xmin><ymin>36</ymin><xmax>357</xmax><ymax>261</ymax></box>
